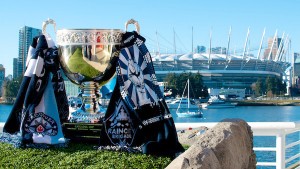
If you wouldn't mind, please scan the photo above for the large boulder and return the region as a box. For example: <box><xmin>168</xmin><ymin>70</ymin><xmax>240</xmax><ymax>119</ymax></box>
<box><xmin>167</xmin><ymin>119</ymin><xmax>256</xmax><ymax>169</ymax></box>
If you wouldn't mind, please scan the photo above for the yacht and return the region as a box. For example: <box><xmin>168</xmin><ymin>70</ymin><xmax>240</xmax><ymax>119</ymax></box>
<box><xmin>201</xmin><ymin>95</ymin><xmax>237</xmax><ymax>109</ymax></box>
<box><xmin>167</xmin><ymin>79</ymin><xmax>203</xmax><ymax>118</ymax></box>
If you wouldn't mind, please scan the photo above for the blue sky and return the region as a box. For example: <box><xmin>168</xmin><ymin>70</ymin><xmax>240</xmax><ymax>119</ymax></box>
<box><xmin>1</xmin><ymin>0</ymin><xmax>300</xmax><ymax>75</ymax></box>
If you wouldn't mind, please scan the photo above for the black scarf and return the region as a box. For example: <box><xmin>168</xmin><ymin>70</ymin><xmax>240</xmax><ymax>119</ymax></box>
<box><xmin>2</xmin><ymin>34</ymin><xmax>69</xmax><ymax>146</ymax></box>
<box><xmin>100</xmin><ymin>31</ymin><xmax>184</xmax><ymax>157</ymax></box>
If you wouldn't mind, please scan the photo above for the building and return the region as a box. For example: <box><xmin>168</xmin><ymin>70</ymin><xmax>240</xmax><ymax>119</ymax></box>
<box><xmin>211</xmin><ymin>47</ymin><xmax>227</xmax><ymax>54</ymax></box>
<box><xmin>152</xmin><ymin>52</ymin><xmax>290</xmax><ymax>95</ymax></box>
<box><xmin>263</xmin><ymin>37</ymin><xmax>282</xmax><ymax>60</ymax></box>
<box><xmin>292</xmin><ymin>53</ymin><xmax>300</xmax><ymax>89</ymax></box>
<box><xmin>17</xmin><ymin>26</ymin><xmax>41</xmax><ymax>77</ymax></box>
<box><xmin>13</xmin><ymin>58</ymin><xmax>18</xmax><ymax>79</ymax></box>
<box><xmin>208</xmin><ymin>88</ymin><xmax>246</xmax><ymax>99</ymax></box>
<box><xmin>0</xmin><ymin>64</ymin><xmax>5</xmax><ymax>97</ymax></box>
<box><xmin>195</xmin><ymin>46</ymin><xmax>206</xmax><ymax>53</ymax></box>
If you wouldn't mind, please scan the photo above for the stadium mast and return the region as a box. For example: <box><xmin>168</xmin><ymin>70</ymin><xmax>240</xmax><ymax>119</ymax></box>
<box><xmin>278</xmin><ymin>34</ymin><xmax>289</xmax><ymax>62</ymax></box>
<box><xmin>226</xmin><ymin>26</ymin><xmax>232</xmax><ymax>60</ymax></box>
<box><xmin>257</xmin><ymin>28</ymin><xmax>266</xmax><ymax>60</ymax></box>
<box><xmin>156</xmin><ymin>30</ymin><xmax>160</xmax><ymax>55</ymax></box>
<box><xmin>208</xmin><ymin>28</ymin><xmax>212</xmax><ymax>65</ymax></box>
<box><xmin>173</xmin><ymin>28</ymin><xmax>176</xmax><ymax>55</ymax></box>
<box><xmin>274</xmin><ymin>32</ymin><xmax>285</xmax><ymax>61</ymax></box>
<box><xmin>267</xmin><ymin>30</ymin><xmax>278</xmax><ymax>60</ymax></box>
<box><xmin>242</xmin><ymin>27</ymin><xmax>250</xmax><ymax>59</ymax></box>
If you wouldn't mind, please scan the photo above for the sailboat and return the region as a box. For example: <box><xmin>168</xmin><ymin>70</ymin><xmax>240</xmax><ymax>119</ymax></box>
<box><xmin>175</xmin><ymin>79</ymin><xmax>203</xmax><ymax>118</ymax></box>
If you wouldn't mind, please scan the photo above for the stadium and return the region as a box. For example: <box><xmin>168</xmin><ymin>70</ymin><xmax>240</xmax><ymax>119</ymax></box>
<box><xmin>151</xmin><ymin>49</ymin><xmax>291</xmax><ymax>97</ymax></box>
<box><xmin>145</xmin><ymin>28</ymin><xmax>292</xmax><ymax>98</ymax></box>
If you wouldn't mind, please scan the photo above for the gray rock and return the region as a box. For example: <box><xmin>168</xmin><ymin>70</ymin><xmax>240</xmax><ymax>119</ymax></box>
<box><xmin>167</xmin><ymin>119</ymin><xmax>256</xmax><ymax>169</ymax></box>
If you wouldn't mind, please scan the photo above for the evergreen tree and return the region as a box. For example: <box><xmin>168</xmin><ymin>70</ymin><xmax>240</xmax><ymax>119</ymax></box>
<box><xmin>164</xmin><ymin>72</ymin><xmax>208</xmax><ymax>98</ymax></box>
<box><xmin>255</xmin><ymin>78</ymin><xmax>263</xmax><ymax>97</ymax></box>
<box><xmin>5</xmin><ymin>76</ymin><xmax>22</xmax><ymax>99</ymax></box>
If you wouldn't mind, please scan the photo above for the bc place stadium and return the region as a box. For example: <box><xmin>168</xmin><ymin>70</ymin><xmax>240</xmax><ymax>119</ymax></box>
<box><xmin>147</xmin><ymin>29</ymin><xmax>295</xmax><ymax>98</ymax></box>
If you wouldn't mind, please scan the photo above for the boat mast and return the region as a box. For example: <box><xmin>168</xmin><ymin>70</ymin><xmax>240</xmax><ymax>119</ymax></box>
<box><xmin>188</xmin><ymin>79</ymin><xmax>190</xmax><ymax>110</ymax></box>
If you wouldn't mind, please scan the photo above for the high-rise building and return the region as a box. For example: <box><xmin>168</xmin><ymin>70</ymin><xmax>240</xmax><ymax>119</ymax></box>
<box><xmin>13</xmin><ymin>58</ymin><xmax>18</xmax><ymax>79</ymax></box>
<box><xmin>293</xmin><ymin>53</ymin><xmax>300</xmax><ymax>89</ymax></box>
<box><xmin>0</xmin><ymin>64</ymin><xmax>5</xmax><ymax>97</ymax></box>
<box><xmin>17</xmin><ymin>26</ymin><xmax>41</xmax><ymax>77</ymax></box>
<box><xmin>195</xmin><ymin>46</ymin><xmax>206</xmax><ymax>53</ymax></box>
<box><xmin>263</xmin><ymin>37</ymin><xmax>282</xmax><ymax>60</ymax></box>
<box><xmin>211</xmin><ymin>47</ymin><xmax>227</xmax><ymax>54</ymax></box>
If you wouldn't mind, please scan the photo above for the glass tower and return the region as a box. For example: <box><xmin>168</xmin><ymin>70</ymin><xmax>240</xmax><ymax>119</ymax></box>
<box><xmin>17</xmin><ymin>26</ymin><xmax>41</xmax><ymax>77</ymax></box>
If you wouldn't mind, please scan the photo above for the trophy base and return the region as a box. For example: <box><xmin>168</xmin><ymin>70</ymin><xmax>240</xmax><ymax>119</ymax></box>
<box><xmin>68</xmin><ymin>108</ymin><xmax>105</xmax><ymax>123</ymax></box>
<box><xmin>62</xmin><ymin>122</ymin><xmax>103</xmax><ymax>143</ymax></box>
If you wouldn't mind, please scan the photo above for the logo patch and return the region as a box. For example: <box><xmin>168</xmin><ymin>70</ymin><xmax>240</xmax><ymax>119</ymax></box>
<box><xmin>104</xmin><ymin>99</ymin><xmax>136</xmax><ymax>147</ymax></box>
<box><xmin>24</xmin><ymin>112</ymin><xmax>58</xmax><ymax>136</ymax></box>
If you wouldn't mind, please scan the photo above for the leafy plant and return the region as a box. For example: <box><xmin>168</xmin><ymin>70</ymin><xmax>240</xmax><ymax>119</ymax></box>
<box><xmin>0</xmin><ymin>142</ymin><xmax>171</xmax><ymax>168</ymax></box>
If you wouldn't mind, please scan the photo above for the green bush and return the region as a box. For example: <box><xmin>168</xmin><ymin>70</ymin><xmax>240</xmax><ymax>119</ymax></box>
<box><xmin>0</xmin><ymin>143</ymin><xmax>171</xmax><ymax>168</ymax></box>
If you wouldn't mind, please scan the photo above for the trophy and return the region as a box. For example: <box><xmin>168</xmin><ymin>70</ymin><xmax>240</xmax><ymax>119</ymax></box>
<box><xmin>56</xmin><ymin>26</ymin><xmax>123</xmax><ymax>123</ymax></box>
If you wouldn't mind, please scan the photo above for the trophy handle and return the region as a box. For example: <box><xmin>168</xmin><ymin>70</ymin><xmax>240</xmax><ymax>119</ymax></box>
<box><xmin>125</xmin><ymin>19</ymin><xmax>140</xmax><ymax>34</ymax></box>
<box><xmin>42</xmin><ymin>18</ymin><xmax>57</xmax><ymax>34</ymax></box>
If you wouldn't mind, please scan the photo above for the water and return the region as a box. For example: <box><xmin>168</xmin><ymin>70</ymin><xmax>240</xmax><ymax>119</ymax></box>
<box><xmin>0</xmin><ymin>104</ymin><xmax>12</xmax><ymax>122</ymax></box>
<box><xmin>1</xmin><ymin>104</ymin><xmax>300</xmax><ymax>168</ymax></box>
<box><xmin>171</xmin><ymin>106</ymin><xmax>300</xmax><ymax>123</ymax></box>
<box><xmin>2</xmin><ymin>104</ymin><xmax>300</xmax><ymax>123</ymax></box>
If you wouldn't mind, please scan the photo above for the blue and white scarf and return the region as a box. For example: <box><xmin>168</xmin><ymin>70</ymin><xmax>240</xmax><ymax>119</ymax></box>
<box><xmin>99</xmin><ymin>31</ymin><xmax>184</xmax><ymax>157</ymax></box>
<box><xmin>1</xmin><ymin>34</ymin><xmax>68</xmax><ymax>147</ymax></box>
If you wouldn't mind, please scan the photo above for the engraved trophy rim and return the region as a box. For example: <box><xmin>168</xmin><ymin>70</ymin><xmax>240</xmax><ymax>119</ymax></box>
<box><xmin>56</xmin><ymin>29</ymin><xmax>123</xmax><ymax>45</ymax></box>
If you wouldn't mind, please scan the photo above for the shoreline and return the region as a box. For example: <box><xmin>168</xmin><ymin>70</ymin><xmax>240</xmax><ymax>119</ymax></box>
<box><xmin>235</xmin><ymin>100</ymin><xmax>300</xmax><ymax>106</ymax></box>
<box><xmin>2</xmin><ymin>100</ymin><xmax>300</xmax><ymax>106</ymax></box>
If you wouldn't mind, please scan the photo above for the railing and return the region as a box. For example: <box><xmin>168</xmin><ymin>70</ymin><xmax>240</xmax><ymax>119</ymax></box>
<box><xmin>1</xmin><ymin>122</ymin><xmax>300</xmax><ymax>168</ymax></box>
<box><xmin>175</xmin><ymin>122</ymin><xmax>300</xmax><ymax>169</ymax></box>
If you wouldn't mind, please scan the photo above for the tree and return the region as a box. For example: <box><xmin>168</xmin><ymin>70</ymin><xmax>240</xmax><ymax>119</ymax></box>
<box><xmin>254</xmin><ymin>78</ymin><xmax>263</xmax><ymax>97</ymax></box>
<box><xmin>164</xmin><ymin>72</ymin><xmax>208</xmax><ymax>98</ymax></box>
<box><xmin>265</xmin><ymin>76</ymin><xmax>276</xmax><ymax>96</ymax></box>
<box><xmin>5</xmin><ymin>75</ymin><xmax>23</xmax><ymax>99</ymax></box>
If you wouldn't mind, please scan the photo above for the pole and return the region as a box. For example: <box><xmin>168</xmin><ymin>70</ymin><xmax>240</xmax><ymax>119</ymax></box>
<box><xmin>257</xmin><ymin>28</ymin><xmax>266</xmax><ymax>59</ymax></box>
<box><xmin>192</xmin><ymin>26</ymin><xmax>194</xmax><ymax>53</ymax></box>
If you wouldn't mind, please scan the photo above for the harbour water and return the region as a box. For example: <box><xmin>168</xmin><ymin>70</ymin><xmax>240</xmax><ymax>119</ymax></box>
<box><xmin>1</xmin><ymin>104</ymin><xmax>300</xmax><ymax>168</ymax></box>
<box><xmin>2</xmin><ymin>104</ymin><xmax>300</xmax><ymax>123</ymax></box>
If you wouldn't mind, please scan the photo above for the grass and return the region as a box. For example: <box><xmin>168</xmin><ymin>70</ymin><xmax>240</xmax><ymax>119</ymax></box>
<box><xmin>67</xmin><ymin>48</ymin><xmax>100</xmax><ymax>80</ymax></box>
<box><xmin>0</xmin><ymin>142</ymin><xmax>172</xmax><ymax>169</ymax></box>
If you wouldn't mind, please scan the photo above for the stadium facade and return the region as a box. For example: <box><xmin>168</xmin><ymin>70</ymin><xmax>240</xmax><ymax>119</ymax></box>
<box><xmin>152</xmin><ymin>52</ymin><xmax>291</xmax><ymax>94</ymax></box>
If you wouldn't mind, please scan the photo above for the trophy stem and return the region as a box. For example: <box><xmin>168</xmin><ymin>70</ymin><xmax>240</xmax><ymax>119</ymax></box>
<box><xmin>81</xmin><ymin>82</ymin><xmax>101</xmax><ymax>114</ymax></box>
<box><xmin>68</xmin><ymin>82</ymin><xmax>105</xmax><ymax>123</ymax></box>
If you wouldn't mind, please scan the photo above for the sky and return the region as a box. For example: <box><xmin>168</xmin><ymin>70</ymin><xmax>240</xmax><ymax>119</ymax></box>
<box><xmin>1</xmin><ymin>0</ymin><xmax>300</xmax><ymax>75</ymax></box>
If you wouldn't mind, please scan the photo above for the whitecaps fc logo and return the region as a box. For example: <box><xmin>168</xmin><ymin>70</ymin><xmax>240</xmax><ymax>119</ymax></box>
<box><xmin>24</xmin><ymin>112</ymin><xmax>58</xmax><ymax>136</ymax></box>
<box><xmin>104</xmin><ymin>99</ymin><xmax>136</xmax><ymax>147</ymax></box>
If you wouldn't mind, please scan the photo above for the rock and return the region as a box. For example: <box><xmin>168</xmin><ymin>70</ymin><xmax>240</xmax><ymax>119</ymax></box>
<box><xmin>167</xmin><ymin>119</ymin><xmax>256</xmax><ymax>169</ymax></box>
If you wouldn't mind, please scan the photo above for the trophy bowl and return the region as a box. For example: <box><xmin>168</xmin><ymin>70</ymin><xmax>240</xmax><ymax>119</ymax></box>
<box><xmin>56</xmin><ymin>29</ymin><xmax>123</xmax><ymax>123</ymax></box>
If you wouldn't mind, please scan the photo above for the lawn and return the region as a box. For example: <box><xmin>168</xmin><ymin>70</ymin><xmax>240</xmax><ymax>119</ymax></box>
<box><xmin>0</xmin><ymin>142</ymin><xmax>172</xmax><ymax>169</ymax></box>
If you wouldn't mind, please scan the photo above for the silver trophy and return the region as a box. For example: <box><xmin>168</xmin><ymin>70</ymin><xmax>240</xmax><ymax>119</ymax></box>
<box><xmin>54</xmin><ymin>25</ymin><xmax>123</xmax><ymax>123</ymax></box>
<box><xmin>41</xmin><ymin>19</ymin><xmax>139</xmax><ymax>123</ymax></box>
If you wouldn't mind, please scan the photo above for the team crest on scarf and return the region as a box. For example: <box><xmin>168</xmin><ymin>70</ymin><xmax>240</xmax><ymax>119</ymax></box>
<box><xmin>117</xmin><ymin>45</ymin><xmax>159</xmax><ymax>109</ymax></box>
<box><xmin>24</xmin><ymin>112</ymin><xmax>58</xmax><ymax>136</ymax></box>
<box><xmin>104</xmin><ymin>99</ymin><xmax>136</xmax><ymax>146</ymax></box>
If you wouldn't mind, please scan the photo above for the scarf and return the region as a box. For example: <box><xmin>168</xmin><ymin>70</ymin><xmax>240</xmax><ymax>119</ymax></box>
<box><xmin>99</xmin><ymin>31</ymin><xmax>184</xmax><ymax>157</ymax></box>
<box><xmin>1</xmin><ymin>34</ymin><xmax>69</xmax><ymax>146</ymax></box>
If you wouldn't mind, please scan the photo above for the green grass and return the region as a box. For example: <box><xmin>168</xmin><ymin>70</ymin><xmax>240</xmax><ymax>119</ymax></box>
<box><xmin>67</xmin><ymin>48</ymin><xmax>100</xmax><ymax>80</ymax></box>
<box><xmin>0</xmin><ymin>142</ymin><xmax>171</xmax><ymax>169</ymax></box>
